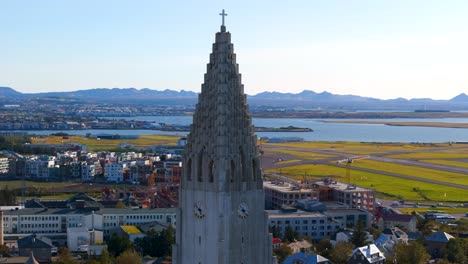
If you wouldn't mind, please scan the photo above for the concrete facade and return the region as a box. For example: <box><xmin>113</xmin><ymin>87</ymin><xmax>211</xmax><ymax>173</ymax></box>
<box><xmin>173</xmin><ymin>22</ymin><xmax>273</xmax><ymax>263</ymax></box>
<box><xmin>264</xmin><ymin>181</ymin><xmax>318</xmax><ymax>209</ymax></box>
<box><xmin>267</xmin><ymin>209</ymin><xmax>343</xmax><ymax>241</ymax></box>
<box><xmin>314</xmin><ymin>180</ymin><xmax>376</xmax><ymax>212</ymax></box>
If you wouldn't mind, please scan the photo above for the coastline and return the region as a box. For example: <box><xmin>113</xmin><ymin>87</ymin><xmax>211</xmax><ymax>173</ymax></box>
<box><xmin>319</xmin><ymin>120</ymin><xmax>468</xmax><ymax>129</ymax></box>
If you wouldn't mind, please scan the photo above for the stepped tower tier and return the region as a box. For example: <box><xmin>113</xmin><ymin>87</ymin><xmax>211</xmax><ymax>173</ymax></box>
<box><xmin>173</xmin><ymin>14</ymin><xmax>274</xmax><ymax>264</ymax></box>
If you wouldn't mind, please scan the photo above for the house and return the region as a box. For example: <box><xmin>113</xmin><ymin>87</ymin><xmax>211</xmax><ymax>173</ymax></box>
<box><xmin>381</xmin><ymin>227</ymin><xmax>408</xmax><ymax>244</ymax></box>
<box><xmin>111</xmin><ymin>225</ymin><xmax>145</xmax><ymax>243</ymax></box>
<box><xmin>272</xmin><ymin>237</ymin><xmax>282</xmax><ymax>249</ymax></box>
<box><xmin>378</xmin><ymin>212</ymin><xmax>416</xmax><ymax>232</ymax></box>
<box><xmin>67</xmin><ymin>227</ymin><xmax>90</xmax><ymax>251</ymax></box>
<box><xmin>424</xmin><ymin>231</ymin><xmax>454</xmax><ymax>258</ymax></box>
<box><xmin>287</xmin><ymin>240</ymin><xmax>313</xmax><ymax>254</ymax></box>
<box><xmin>283</xmin><ymin>252</ymin><xmax>333</xmax><ymax>264</ymax></box>
<box><xmin>330</xmin><ymin>230</ymin><xmax>373</xmax><ymax>247</ymax></box>
<box><xmin>348</xmin><ymin>244</ymin><xmax>385</xmax><ymax>264</ymax></box>
<box><xmin>18</xmin><ymin>234</ymin><xmax>53</xmax><ymax>264</ymax></box>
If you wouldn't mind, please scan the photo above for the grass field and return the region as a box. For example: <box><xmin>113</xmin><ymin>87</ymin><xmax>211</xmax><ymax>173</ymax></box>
<box><xmin>423</xmin><ymin>159</ymin><xmax>468</xmax><ymax>169</ymax></box>
<box><xmin>268</xmin><ymin>149</ymin><xmax>334</xmax><ymax>160</ymax></box>
<box><xmin>1</xmin><ymin>180</ymin><xmax>80</xmax><ymax>190</ymax></box>
<box><xmin>32</xmin><ymin>134</ymin><xmax>179</xmax><ymax>151</ymax></box>
<box><xmin>349</xmin><ymin>160</ymin><xmax>468</xmax><ymax>186</ymax></box>
<box><xmin>268</xmin><ymin>141</ymin><xmax>457</xmax><ymax>155</ymax></box>
<box><xmin>263</xmin><ymin>141</ymin><xmax>468</xmax><ymax>203</ymax></box>
<box><xmin>386</xmin><ymin>152</ymin><xmax>468</xmax><ymax>159</ymax></box>
<box><xmin>399</xmin><ymin>207</ymin><xmax>468</xmax><ymax>214</ymax></box>
<box><xmin>265</xmin><ymin>164</ymin><xmax>468</xmax><ymax>202</ymax></box>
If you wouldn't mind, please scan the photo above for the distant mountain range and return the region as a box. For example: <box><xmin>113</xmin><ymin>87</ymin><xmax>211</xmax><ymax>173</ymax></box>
<box><xmin>1</xmin><ymin>86</ymin><xmax>467</xmax><ymax>110</ymax></box>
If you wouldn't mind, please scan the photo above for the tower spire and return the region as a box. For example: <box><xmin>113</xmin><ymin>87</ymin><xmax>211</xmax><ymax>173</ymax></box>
<box><xmin>219</xmin><ymin>9</ymin><xmax>227</xmax><ymax>32</ymax></box>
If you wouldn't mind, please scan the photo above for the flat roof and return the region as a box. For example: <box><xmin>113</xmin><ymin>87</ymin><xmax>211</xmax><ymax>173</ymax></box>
<box><xmin>121</xmin><ymin>225</ymin><xmax>143</xmax><ymax>235</ymax></box>
<box><xmin>267</xmin><ymin>210</ymin><xmax>326</xmax><ymax>219</ymax></box>
<box><xmin>264</xmin><ymin>181</ymin><xmax>315</xmax><ymax>194</ymax></box>
<box><xmin>314</xmin><ymin>181</ymin><xmax>374</xmax><ymax>192</ymax></box>
<box><xmin>2</xmin><ymin>207</ymin><xmax>177</xmax><ymax>216</ymax></box>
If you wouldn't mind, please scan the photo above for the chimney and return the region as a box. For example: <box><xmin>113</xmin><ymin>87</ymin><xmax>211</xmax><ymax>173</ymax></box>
<box><xmin>0</xmin><ymin>211</ymin><xmax>4</xmax><ymax>245</ymax></box>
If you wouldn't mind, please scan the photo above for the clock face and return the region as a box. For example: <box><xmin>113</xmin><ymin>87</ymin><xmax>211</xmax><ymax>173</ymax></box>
<box><xmin>193</xmin><ymin>201</ymin><xmax>206</xmax><ymax>219</ymax></box>
<box><xmin>238</xmin><ymin>202</ymin><xmax>249</xmax><ymax>219</ymax></box>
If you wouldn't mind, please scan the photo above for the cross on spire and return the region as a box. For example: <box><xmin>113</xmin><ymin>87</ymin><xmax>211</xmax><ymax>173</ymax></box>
<box><xmin>220</xmin><ymin>9</ymin><xmax>227</xmax><ymax>29</ymax></box>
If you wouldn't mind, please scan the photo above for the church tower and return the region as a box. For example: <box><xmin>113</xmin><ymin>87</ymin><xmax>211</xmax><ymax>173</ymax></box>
<box><xmin>173</xmin><ymin>11</ymin><xmax>273</xmax><ymax>264</ymax></box>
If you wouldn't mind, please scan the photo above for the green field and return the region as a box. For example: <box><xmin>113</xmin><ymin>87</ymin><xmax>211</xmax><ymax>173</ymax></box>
<box><xmin>349</xmin><ymin>160</ymin><xmax>468</xmax><ymax>186</ymax></box>
<box><xmin>266</xmin><ymin>163</ymin><xmax>467</xmax><ymax>202</ymax></box>
<box><xmin>32</xmin><ymin>134</ymin><xmax>179</xmax><ymax>151</ymax></box>
<box><xmin>268</xmin><ymin>149</ymin><xmax>334</xmax><ymax>160</ymax></box>
<box><xmin>1</xmin><ymin>180</ymin><xmax>80</xmax><ymax>190</ymax></box>
<box><xmin>264</xmin><ymin>141</ymin><xmax>468</xmax><ymax>203</ymax></box>
<box><xmin>386</xmin><ymin>152</ymin><xmax>468</xmax><ymax>159</ymax></box>
<box><xmin>399</xmin><ymin>207</ymin><xmax>468</xmax><ymax>214</ymax></box>
<box><xmin>423</xmin><ymin>159</ymin><xmax>468</xmax><ymax>169</ymax></box>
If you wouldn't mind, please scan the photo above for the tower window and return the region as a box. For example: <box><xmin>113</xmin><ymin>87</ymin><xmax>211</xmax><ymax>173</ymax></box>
<box><xmin>239</xmin><ymin>146</ymin><xmax>245</xmax><ymax>181</ymax></box>
<box><xmin>252</xmin><ymin>159</ymin><xmax>257</xmax><ymax>181</ymax></box>
<box><xmin>198</xmin><ymin>149</ymin><xmax>204</xmax><ymax>182</ymax></box>
<box><xmin>230</xmin><ymin>160</ymin><xmax>235</xmax><ymax>183</ymax></box>
<box><xmin>187</xmin><ymin>159</ymin><xmax>192</xmax><ymax>181</ymax></box>
<box><xmin>209</xmin><ymin>160</ymin><xmax>214</xmax><ymax>182</ymax></box>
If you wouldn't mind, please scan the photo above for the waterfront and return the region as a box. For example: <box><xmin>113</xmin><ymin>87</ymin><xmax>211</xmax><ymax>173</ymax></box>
<box><xmin>7</xmin><ymin>116</ymin><xmax>467</xmax><ymax>143</ymax></box>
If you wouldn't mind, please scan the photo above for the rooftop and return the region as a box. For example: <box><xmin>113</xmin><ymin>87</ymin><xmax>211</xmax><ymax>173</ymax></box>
<box><xmin>314</xmin><ymin>180</ymin><xmax>374</xmax><ymax>192</ymax></box>
<box><xmin>267</xmin><ymin>209</ymin><xmax>326</xmax><ymax>219</ymax></box>
<box><xmin>3</xmin><ymin>207</ymin><xmax>177</xmax><ymax>216</ymax></box>
<box><xmin>121</xmin><ymin>225</ymin><xmax>143</xmax><ymax>235</ymax></box>
<box><xmin>264</xmin><ymin>181</ymin><xmax>315</xmax><ymax>194</ymax></box>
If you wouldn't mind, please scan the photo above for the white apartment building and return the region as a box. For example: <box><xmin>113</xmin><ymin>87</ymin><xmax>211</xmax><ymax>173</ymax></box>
<box><xmin>104</xmin><ymin>163</ymin><xmax>125</xmax><ymax>182</ymax></box>
<box><xmin>81</xmin><ymin>164</ymin><xmax>96</xmax><ymax>182</ymax></box>
<box><xmin>0</xmin><ymin>157</ymin><xmax>9</xmax><ymax>174</ymax></box>
<box><xmin>2</xmin><ymin>207</ymin><xmax>177</xmax><ymax>239</ymax></box>
<box><xmin>24</xmin><ymin>159</ymin><xmax>55</xmax><ymax>179</ymax></box>
<box><xmin>267</xmin><ymin>208</ymin><xmax>343</xmax><ymax>241</ymax></box>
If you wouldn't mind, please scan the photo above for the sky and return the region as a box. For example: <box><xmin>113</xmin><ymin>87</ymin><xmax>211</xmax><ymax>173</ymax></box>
<box><xmin>1</xmin><ymin>1</ymin><xmax>467</xmax><ymax>100</ymax></box>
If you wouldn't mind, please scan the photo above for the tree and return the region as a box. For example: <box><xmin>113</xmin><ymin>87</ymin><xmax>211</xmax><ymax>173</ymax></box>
<box><xmin>350</xmin><ymin>223</ymin><xmax>368</xmax><ymax>247</ymax></box>
<box><xmin>0</xmin><ymin>244</ymin><xmax>10</xmax><ymax>257</ymax></box>
<box><xmin>53</xmin><ymin>247</ymin><xmax>79</xmax><ymax>264</ymax></box>
<box><xmin>314</xmin><ymin>238</ymin><xmax>332</xmax><ymax>259</ymax></box>
<box><xmin>328</xmin><ymin>241</ymin><xmax>354</xmax><ymax>264</ymax></box>
<box><xmin>445</xmin><ymin>238</ymin><xmax>467</xmax><ymax>264</ymax></box>
<box><xmin>99</xmin><ymin>248</ymin><xmax>112</xmax><ymax>264</ymax></box>
<box><xmin>115</xmin><ymin>248</ymin><xmax>142</xmax><ymax>264</ymax></box>
<box><xmin>284</xmin><ymin>225</ymin><xmax>299</xmax><ymax>242</ymax></box>
<box><xmin>115</xmin><ymin>200</ymin><xmax>126</xmax><ymax>208</ymax></box>
<box><xmin>269</xmin><ymin>225</ymin><xmax>281</xmax><ymax>238</ymax></box>
<box><xmin>387</xmin><ymin>241</ymin><xmax>430</xmax><ymax>264</ymax></box>
<box><xmin>134</xmin><ymin>227</ymin><xmax>175</xmax><ymax>257</ymax></box>
<box><xmin>0</xmin><ymin>186</ymin><xmax>17</xmax><ymax>206</ymax></box>
<box><xmin>108</xmin><ymin>233</ymin><xmax>133</xmax><ymax>257</ymax></box>
<box><xmin>273</xmin><ymin>245</ymin><xmax>292</xmax><ymax>263</ymax></box>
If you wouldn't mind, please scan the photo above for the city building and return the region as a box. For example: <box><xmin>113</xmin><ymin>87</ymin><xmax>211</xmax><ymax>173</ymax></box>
<box><xmin>2</xmin><ymin>207</ymin><xmax>177</xmax><ymax>245</ymax></box>
<box><xmin>264</xmin><ymin>181</ymin><xmax>318</xmax><ymax>209</ymax></box>
<box><xmin>0</xmin><ymin>157</ymin><xmax>9</xmax><ymax>175</ymax></box>
<box><xmin>313</xmin><ymin>180</ymin><xmax>376</xmax><ymax>212</ymax></box>
<box><xmin>378</xmin><ymin>211</ymin><xmax>417</xmax><ymax>232</ymax></box>
<box><xmin>104</xmin><ymin>163</ymin><xmax>124</xmax><ymax>182</ymax></box>
<box><xmin>325</xmin><ymin>208</ymin><xmax>372</xmax><ymax>228</ymax></box>
<box><xmin>18</xmin><ymin>234</ymin><xmax>54</xmax><ymax>264</ymax></box>
<box><xmin>267</xmin><ymin>207</ymin><xmax>343</xmax><ymax>241</ymax></box>
<box><xmin>173</xmin><ymin>13</ymin><xmax>274</xmax><ymax>263</ymax></box>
